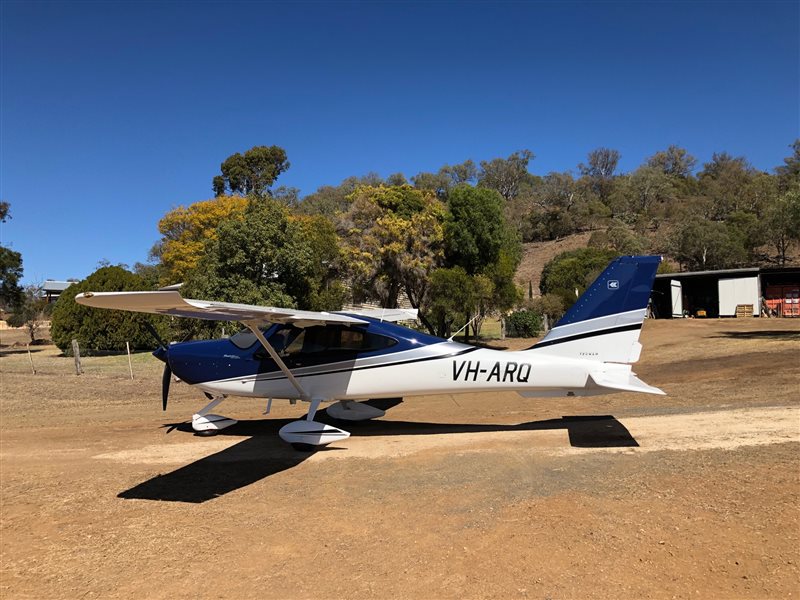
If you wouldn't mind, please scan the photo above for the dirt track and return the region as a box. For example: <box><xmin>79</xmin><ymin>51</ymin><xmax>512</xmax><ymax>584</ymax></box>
<box><xmin>1</xmin><ymin>319</ymin><xmax>798</xmax><ymax>599</ymax></box>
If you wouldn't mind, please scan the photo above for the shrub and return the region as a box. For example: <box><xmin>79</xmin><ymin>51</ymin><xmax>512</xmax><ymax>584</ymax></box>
<box><xmin>506</xmin><ymin>309</ymin><xmax>542</xmax><ymax>338</ymax></box>
<box><xmin>50</xmin><ymin>266</ymin><xmax>169</xmax><ymax>354</ymax></box>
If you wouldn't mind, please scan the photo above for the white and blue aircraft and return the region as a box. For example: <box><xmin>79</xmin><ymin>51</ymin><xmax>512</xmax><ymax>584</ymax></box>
<box><xmin>76</xmin><ymin>255</ymin><xmax>665</xmax><ymax>450</ymax></box>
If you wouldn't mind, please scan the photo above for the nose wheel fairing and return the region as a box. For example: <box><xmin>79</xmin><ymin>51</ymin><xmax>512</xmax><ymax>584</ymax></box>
<box><xmin>191</xmin><ymin>395</ymin><xmax>238</xmax><ymax>434</ymax></box>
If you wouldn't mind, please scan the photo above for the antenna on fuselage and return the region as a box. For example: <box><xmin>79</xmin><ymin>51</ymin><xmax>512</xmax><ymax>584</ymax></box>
<box><xmin>447</xmin><ymin>314</ymin><xmax>480</xmax><ymax>342</ymax></box>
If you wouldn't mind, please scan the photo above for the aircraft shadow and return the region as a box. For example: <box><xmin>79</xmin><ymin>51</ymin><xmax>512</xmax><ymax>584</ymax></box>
<box><xmin>712</xmin><ymin>330</ymin><xmax>800</xmax><ymax>341</ymax></box>
<box><xmin>117</xmin><ymin>400</ymin><xmax>637</xmax><ymax>504</ymax></box>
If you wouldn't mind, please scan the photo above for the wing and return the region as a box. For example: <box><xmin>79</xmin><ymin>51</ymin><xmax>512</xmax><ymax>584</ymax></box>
<box><xmin>75</xmin><ymin>291</ymin><xmax>369</xmax><ymax>327</ymax></box>
<box><xmin>344</xmin><ymin>307</ymin><xmax>419</xmax><ymax>322</ymax></box>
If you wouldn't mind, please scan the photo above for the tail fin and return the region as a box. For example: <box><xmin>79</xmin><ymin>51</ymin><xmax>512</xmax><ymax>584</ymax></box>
<box><xmin>528</xmin><ymin>255</ymin><xmax>661</xmax><ymax>363</ymax></box>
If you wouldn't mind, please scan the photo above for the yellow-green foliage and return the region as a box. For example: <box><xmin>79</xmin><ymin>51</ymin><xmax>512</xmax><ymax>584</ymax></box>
<box><xmin>156</xmin><ymin>195</ymin><xmax>248</xmax><ymax>285</ymax></box>
<box><xmin>340</xmin><ymin>185</ymin><xmax>445</xmax><ymax>307</ymax></box>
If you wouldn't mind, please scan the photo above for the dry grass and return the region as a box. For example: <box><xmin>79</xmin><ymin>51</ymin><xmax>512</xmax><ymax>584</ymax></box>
<box><xmin>1</xmin><ymin>318</ymin><xmax>799</xmax><ymax>599</ymax></box>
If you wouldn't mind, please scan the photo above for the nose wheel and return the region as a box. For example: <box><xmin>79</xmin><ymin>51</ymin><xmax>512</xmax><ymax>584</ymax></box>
<box><xmin>192</xmin><ymin>395</ymin><xmax>237</xmax><ymax>434</ymax></box>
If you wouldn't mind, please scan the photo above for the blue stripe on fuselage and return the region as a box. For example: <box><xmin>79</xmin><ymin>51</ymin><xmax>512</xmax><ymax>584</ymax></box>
<box><xmin>165</xmin><ymin>317</ymin><xmax>444</xmax><ymax>385</ymax></box>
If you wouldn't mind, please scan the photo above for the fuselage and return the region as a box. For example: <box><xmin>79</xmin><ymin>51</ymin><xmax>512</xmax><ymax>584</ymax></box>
<box><xmin>163</xmin><ymin>317</ymin><xmax>595</xmax><ymax>401</ymax></box>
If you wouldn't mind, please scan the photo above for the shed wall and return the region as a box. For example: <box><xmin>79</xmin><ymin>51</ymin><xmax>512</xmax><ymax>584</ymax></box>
<box><xmin>718</xmin><ymin>277</ymin><xmax>759</xmax><ymax>316</ymax></box>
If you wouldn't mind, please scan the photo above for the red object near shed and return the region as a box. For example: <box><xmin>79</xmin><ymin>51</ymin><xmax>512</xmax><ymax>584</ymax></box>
<box><xmin>764</xmin><ymin>285</ymin><xmax>800</xmax><ymax>317</ymax></box>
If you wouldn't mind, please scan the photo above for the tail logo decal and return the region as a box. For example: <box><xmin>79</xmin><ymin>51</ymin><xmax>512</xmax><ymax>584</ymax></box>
<box><xmin>607</xmin><ymin>280</ymin><xmax>619</xmax><ymax>289</ymax></box>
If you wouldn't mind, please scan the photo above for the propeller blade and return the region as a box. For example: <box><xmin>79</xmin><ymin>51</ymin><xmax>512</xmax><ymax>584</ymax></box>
<box><xmin>162</xmin><ymin>363</ymin><xmax>171</xmax><ymax>411</ymax></box>
<box><xmin>144</xmin><ymin>321</ymin><xmax>167</xmax><ymax>350</ymax></box>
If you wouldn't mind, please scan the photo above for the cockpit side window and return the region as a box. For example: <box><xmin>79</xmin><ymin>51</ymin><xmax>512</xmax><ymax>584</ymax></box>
<box><xmin>253</xmin><ymin>325</ymin><xmax>397</xmax><ymax>359</ymax></box>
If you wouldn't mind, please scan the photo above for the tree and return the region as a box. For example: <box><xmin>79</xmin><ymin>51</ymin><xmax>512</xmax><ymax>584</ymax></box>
<box><xmin>282</xmin><ymin>214</ymin><xmax>347</xmax><ymax>310</ymax></box>
<box><xmin>443</xmin><ymin>186</ymin><xmax>509</xmax><ymax>274</ymax></box>
<box><xmin>646</xmin><ymin>145</ymin><xmax>697</xmax><ymax>178</ymax></box>
<box><xmin>775</xmin><ymin>139</ymin><xmax>800</xmax><ymax>190</ymax></box>
<box><xmin>0</xmin><ymin>202</ymin><xmax>23</xmax><ymax>312</ymax></box>
<box><xmin>763</xmin><ymin>186</ymin><xmax>800</xmax><ymax>264</ymax></box>
<box><xmin>579</xmin><ymin>147</ymin><xmax>621</xmax><ymax>204</ymax></box>
<box><xmin>50</xmin><ymin>266</ymin><xmax>167</xmax><ymax>353</ymax></box>
<box><xmin>183</xmin><ymin>198</ymin><xmax>297</xmax><ymax>309</ymax></box>
<box><xmin>212</xmin><ymin>145</ymin><xmax>289</xmax><ymax>197</ymax></box>
<box><xmin>6</xmin><ymin>285</ymin><xmax>49</xmax><ymax>343</ymax></box>
<box><xmin>667</xmin><ymin>217</ymin><xmax>747</xmax><ymax>271</ymax></box>
<box><xmin>525</xmin><ymin>293</ymin><xmax>565</xmax><ymax>328</ymax></box>
<box><xmin>412</xmin><ymin>160</ymin><xmax>477</xmax><ymax>199</ymax></box>
<box><xmin>580</xmin><ymin>147</ymin><xmax>621</xmax><ymax>180</ymax></box>
<box><xmin>153</xmin><ymin>195</ymin><xmax>249</xmax><ymax>285</ymax></box>
<box><xmin>527</xmin><ymin>172</ymin><xmax>591</xmax><ymax>240</ymax></box>
<box><xmin>339</xmin><ymin>185</ymin><xmax>445</xmax><ymax>314</ymax></box>
<box><xmin>182</xmin><ymin>198</ymin><xmax>344</xmax><ymax>318</ymax></box>
<box><xmin>425</xmin><ymin>267</ymin><xmax>478</xmax><ymax>338</ymax></box>
<box><xmin>605</xmin><ymin>219</ymin><xmax>649</xmax><ymax>255</ymax></box>
<box><xmin>439</xmin><ymin>184</ymin><xmax>522</xmax><ymax>337</ymax></box>
<box><xmin>698</xmin><ymin>152</ymin><xmax>757</xmax><ymax>219</ymax></box>
<box><xmin>478</xmin><ymin>150</ymin><xmax>534</xmax><ymax>200</ymax></box>
<box><xmin>385</xmin><ymin>172</ymin><xmax>408</xmax><ymax>186</ymax></box>
<box><xmin>298</xmin><ymin>174</ymin><xmax>383</xmax><ymax>218</ymax></box>
<box><xmin>726</xmin><ymin>211</ymin><xmax>767</xmax><ymax>261</ymax></box>
<box><xmin>540</xmin><ymin>248</ymin><xmax>618</xmax><ymax>309</ymax></box>
<box><xmin>0</xmin><ymin>246</ymin><xmax>23</xmax><ymax>312</ymax></box>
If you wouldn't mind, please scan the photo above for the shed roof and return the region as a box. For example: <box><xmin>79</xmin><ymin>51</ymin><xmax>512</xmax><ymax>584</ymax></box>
<box><xmin>43</xmin><ymin>280</ymin><xmax>76</xmax><ymax>292</ymax></box>
<box><xmin>656</xmin><ymin>267</ymin><xmax>759</xmax><ymax>279</ymax></box>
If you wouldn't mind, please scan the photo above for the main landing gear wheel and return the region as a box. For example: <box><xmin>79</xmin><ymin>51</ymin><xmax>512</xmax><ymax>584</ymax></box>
<box><xmin>279</xmin><ymin>398</ymin><xmax>351</xmax><ymax>449</ymax></box>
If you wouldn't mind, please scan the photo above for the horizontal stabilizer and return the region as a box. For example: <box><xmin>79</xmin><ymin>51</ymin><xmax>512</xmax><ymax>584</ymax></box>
<box><xmin>588</xmin><ymin>370</ymin><xmax>665</xmax><ymax>395</ymax></box>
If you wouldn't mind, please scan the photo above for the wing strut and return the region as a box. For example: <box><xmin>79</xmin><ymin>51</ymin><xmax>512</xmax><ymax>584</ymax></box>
<box><xmin>243</xmin><ymin>320</ymin><xmax>310</xmax><ymax>401</ymax></box>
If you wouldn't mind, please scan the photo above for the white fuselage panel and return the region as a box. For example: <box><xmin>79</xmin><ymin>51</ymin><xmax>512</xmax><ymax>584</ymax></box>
<box><xmin>198</xmin><ymin>343</ymin><xmax>594</xmax><ymax>400</ymax></box>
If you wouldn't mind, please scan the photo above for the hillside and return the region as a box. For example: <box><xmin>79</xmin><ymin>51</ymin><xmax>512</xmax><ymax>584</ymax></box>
<box><xmin>514</xmin><ymin>232</ymin><xmax>800</xmax><ymax>298</ymax></box>
<box><xmin>514</xmin><ymin>232</ymin><xmax>593</xmax><ymax>295</ymax></box>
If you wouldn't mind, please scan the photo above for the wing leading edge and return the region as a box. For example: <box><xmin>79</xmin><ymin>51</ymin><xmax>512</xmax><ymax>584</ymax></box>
<box><xmin>74</xmin><ymin>291</ymin><xmax>369</xmax><ymax>327</ymax></box>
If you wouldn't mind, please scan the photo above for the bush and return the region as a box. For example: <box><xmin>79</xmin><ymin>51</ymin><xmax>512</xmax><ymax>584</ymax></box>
<box><xmin>506</xmin><ymin>309</ymin><xmax>542</xmax><ymax>338</ymax></box>
<box><xmin>50</xmin><ymin>266</ymin><xmax>169</xmax><ymax>354</ymax></box>
<box><xmin>526</xmin><ymin>293</ymin><xmax>565</xmax><ymax>325</ymax></box>
<box><xmin>539</xmin><ymin>247</ymin><xmax>617</xmax><ymax>309</ymax></box>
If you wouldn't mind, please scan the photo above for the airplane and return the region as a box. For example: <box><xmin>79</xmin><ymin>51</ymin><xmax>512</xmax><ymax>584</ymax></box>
<box><xmin>75</xmin><ymin>255</ymin><xmax>665</xmax><ymax>450</ymax></box>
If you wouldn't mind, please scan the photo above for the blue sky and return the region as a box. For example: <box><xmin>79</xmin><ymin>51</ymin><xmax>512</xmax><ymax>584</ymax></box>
<box><xmin>2</xmin><ymin>1</ymin><xmax>798</xmax><ymax>284</ymax></box>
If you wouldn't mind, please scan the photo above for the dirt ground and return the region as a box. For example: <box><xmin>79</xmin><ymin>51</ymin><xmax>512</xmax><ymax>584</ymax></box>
<box><xmin>1</xmin><ymin>318</ymin><xmax>798</xmax><ymax>599</ymax></box>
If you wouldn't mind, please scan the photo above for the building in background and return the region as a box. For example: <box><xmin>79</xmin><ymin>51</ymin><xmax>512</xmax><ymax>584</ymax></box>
<box><xmin>43</xmin><ymin>280</ymin><xmax>76</xmax><ymax>303</ymax></box>
<box><xmin>651</xmin><ymin>267</ymin><xmax>800</xmax><ymax>319</ymax></box>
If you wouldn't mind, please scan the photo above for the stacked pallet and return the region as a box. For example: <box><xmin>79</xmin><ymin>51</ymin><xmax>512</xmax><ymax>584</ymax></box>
<box><xmin>735</xmin><ymin>304</ymin><xmax>754</xmax><ymax>318</ymax></box>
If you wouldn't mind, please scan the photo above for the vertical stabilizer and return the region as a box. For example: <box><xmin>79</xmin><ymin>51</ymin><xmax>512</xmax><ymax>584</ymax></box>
<box><xmin>527</xmin><ymin>255</ymin><xmax>661</xmax><ymax>363</ymax></box>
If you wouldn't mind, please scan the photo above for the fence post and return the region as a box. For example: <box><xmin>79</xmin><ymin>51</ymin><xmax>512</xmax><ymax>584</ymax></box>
<box><xmin>126</xmin><ymin>341</ymin><xmax>134</xmax><ymax>380</ymax></box>
<box><xmin>27</xmin><ymin>344</ymin><xmax>36</xmax><ymax>375</ymax></box>
<box><xmin>71</xmin><ymin>339</ymin><xmax>82</xmax><ymax>375</ymax></box>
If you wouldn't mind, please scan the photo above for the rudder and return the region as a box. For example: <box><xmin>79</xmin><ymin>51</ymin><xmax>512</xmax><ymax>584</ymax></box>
<box><xmin>527</xmin><ymin>255</ymin><xmax>661</xmax><ymax>363</ymax></box>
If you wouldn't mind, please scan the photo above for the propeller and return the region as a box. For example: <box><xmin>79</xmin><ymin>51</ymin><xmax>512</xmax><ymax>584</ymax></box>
<box><xmin>161</xmin><ymin>362</ymin><xmax>171</xmax><ymax>411</ymax></box>
<box><xmin>144</xmin><ymin>322</ymin><xmax>172</xmax><ymax>412</ymax></box>
<box><xmin>144</xmin><ymin>321</ymin><xmax>168</xmax><ymax>350</ymax></box>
